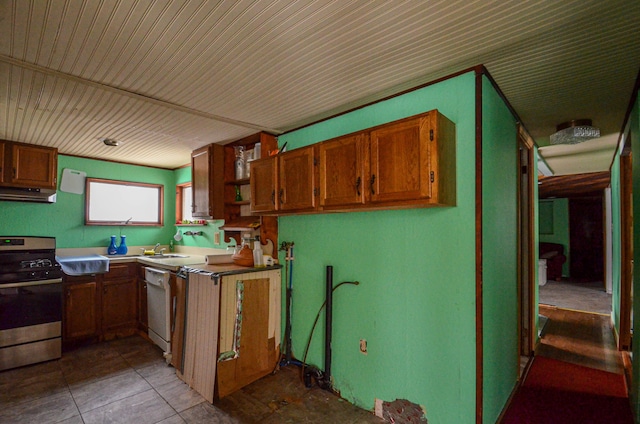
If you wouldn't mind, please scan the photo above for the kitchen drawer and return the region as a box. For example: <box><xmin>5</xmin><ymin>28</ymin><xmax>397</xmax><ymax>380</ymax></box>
<box><xmin>105</xmin><ymin>263</ymin><xmax>135</xmax><ymax>279</ymax></box>
<box><xmin>63</xmin><ymin>274</ymin><xmax>97</xmax><ymax>284</ymax></box>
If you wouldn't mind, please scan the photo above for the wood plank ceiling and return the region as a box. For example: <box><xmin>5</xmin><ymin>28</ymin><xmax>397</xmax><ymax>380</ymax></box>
<box><xmin>1</xmin><ymin>0</ymin><xmax>639</xmax><ymax>169</ymax></box>
<box><xmin>538</xmin><ymin>171</ymin><xmax>611</xmax><ymax>199</ymax></box>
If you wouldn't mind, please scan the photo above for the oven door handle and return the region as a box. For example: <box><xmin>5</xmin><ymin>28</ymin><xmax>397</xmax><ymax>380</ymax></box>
<box><xmin>2</xmin><ymin>278</ymin><xmax>63</xmax><ymax>289</ymax></box>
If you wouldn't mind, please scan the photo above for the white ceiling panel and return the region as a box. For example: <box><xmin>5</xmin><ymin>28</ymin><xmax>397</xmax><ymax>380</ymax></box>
<box><xmin>0</xmin><ymin>0</ymin><xmax>639</xmax><ymax>170</ymax></box>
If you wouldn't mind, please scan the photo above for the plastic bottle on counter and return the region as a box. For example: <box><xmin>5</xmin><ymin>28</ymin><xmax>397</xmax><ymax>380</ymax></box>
<box><xmin>253</xmin><ymin>240</ymin><xmax>264</xmax><ymax>268</ymax></box>
<box><xmin>108</xmin><ymin>235</ymin><xmax>118</xmax><ymax>255</ymax></box>
<box><xmin>116</xmin><ymin>235</ymin><xmax>128</xmax><ymax>255</ymax></box>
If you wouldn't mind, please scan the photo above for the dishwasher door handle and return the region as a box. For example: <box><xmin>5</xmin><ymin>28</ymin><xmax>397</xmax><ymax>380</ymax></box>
<box><xmin>145</xmin><ymin>278</ymin><xmax>163</xmax><ymax>287</ymax></box>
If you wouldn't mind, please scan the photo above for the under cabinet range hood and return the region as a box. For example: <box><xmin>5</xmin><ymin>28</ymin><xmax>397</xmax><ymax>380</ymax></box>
<box><xmin>0</xmin><ymin>187</ymin><xmax>57</xmax><ymax>203</ymax></box>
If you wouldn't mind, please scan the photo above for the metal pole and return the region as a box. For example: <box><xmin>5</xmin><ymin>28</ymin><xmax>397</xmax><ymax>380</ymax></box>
<box><xmin>324</xmin><ymin>265</ymin><xmax>333</xmax><ymax>386</ymax></box>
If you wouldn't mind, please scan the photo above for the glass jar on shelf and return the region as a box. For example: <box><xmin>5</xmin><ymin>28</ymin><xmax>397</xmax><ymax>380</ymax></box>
<box><xmin>234</xmin><ymin>146</ymin><xmax>245</xmax><ymax>180</ymax></box>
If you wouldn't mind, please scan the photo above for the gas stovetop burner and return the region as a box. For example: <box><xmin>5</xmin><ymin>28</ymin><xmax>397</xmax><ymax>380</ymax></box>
<box><xmin>20</xmin><ymin>259</ymin><xmax>54</xmax><ymax>269</ymax></box>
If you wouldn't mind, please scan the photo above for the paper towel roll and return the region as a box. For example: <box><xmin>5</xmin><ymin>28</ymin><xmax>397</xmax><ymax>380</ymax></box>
<box><xmin>205</xmin><ymin>254</ymin><xmax>233</xmax><ymax>264</ymax></box>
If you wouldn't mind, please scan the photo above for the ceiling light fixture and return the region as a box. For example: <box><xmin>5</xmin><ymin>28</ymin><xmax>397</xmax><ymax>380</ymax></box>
<box><xmin>549</xmin><ymin>119</ymin><xmax>600</xmax><ymax>145</ymax></box>
<box><xmin>100</xmin><ymin>137</ymin><xmax>119</xmax><ymax>147</ymax></box>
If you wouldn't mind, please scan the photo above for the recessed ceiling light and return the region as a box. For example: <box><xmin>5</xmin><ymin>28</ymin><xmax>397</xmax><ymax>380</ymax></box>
<box><xmin>100</xmin><ymin>137</ymin><xmax>119</xmax><ymax>147</ymax></box>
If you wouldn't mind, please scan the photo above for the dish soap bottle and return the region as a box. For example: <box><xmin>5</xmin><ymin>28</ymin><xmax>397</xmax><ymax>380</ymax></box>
<box><xmin>108</xmin><ymin>235</ymin><xmax>118</xmax><ymax>255</ymax></box>
<box><xmin>117</xmin><ymin>235</ymin><xmax>128</xmax><ymax>255</ymax></box>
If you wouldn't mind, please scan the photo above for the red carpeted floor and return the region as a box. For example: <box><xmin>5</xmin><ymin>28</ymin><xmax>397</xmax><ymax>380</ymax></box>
<box><xmin>502</xmin><ymin>356</ymin><xmax>634</xmax><ymax>423</ymax></box>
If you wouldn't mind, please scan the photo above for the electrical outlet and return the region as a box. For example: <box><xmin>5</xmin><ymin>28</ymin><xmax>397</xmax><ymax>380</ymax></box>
<box><xmin>214</xmin><ymin>232</ymin><xmax>220</xmax><ymax>245</ymax></box>
<box><xmin>359</xmin><ymin>339</ymin><xmax>367</xmax><ymax>354</ymax></box>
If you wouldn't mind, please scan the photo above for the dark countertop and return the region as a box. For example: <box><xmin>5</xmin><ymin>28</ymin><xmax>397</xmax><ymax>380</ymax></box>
<box><xmin>180</xmin><ymin>263</ymin><xmax>283</xmax><ymax>278</ymax></box>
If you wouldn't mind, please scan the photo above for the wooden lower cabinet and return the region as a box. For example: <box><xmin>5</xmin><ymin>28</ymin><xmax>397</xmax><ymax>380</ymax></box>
<box><xmin>62</xmin><ymin>263</ymin><xmax>138</xmax><ymax>348</ymax></box>
<box><xmin>102</xmin><ymin>278</ymin><xmax>137</xmax><ymax>335</ymax></box>
<box><xmin>64</xmin><ymin>279</ymin><xmax>99</xmax><ymax>342</ymax></box>
<box><xmin>178</xmin><ymin>269</ymin><xmax>281</xmax><ymax>401</ymax></box>
<box><xmin>216</xmin><ymin>277</ymin><xmax>276</xmax><ymax>398</ymax></box>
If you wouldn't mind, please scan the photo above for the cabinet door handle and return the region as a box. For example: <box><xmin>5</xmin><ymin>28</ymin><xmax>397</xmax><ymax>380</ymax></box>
<box><xmin>279</xmin><ymin>188</ymin><xmax>284</xmax><ymax>204</ymax></box>
<box><xmin>271</xmin><ymin>190</ymin><xmax>275</xmax><ymax>205</ymax></box>
<box><xmin>355</xmin><ymin>177</ymin><xmax>361</xmax><ymax>196</ymax></box>
<box><xmin>370</xmin><ymin>174</ymin><xmax>376</xmax><ymax>195</ymax></box>
<box><xmin>104</xmin><ymin>287</ymin><xmax>108</xmax><ymax>294</ymax></box>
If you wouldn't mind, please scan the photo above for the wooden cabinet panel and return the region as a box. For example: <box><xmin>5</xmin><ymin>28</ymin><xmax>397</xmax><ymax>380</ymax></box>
<box><xmin>217</xmin><ymin>277</ymin><xmax>271</xmax><ymax>398</ymax></box>
<box><xmin>63</xmin><ymin>263</ymin><xmax>146</xmax><ymax>349</ymax></box>
<box><xmin>0</xmin><ymin>140</ymin><xmax>57</xmax><ymax>189</ymax></box>
<box><xmin>250</xmin><ymin>156</ymin><xmax>278</xmax><ymax>212</ymax></box>
<box><xmin>64</xmin><ymin>281</ymin><xmax>98</xmax><ymax>341</ymax></box>
<box><xmin>191</xmin><ymin>144</ymin><xmax>224</xmax><ymax>219</ymax></box>
<box><xmin>370</xmin><ymin>116</ymin><xmax>432</xmax><ymax>203</ymax></box>
<box><xmin>11</xmin><ymin>143</ymin><xmax>57</xmax><ymax>189</ymax></box>
<box><xmin>279</xmin><ymin>145</ymin><xmax>317</xmax><ymax>211</ymax></box>
<box><xmin>102</xmin><ymin>278</ymin><xmax>137</xmax><ymax>333</ymax></box>
<box><xmin>250</xmin><ymin>109</ymin><xmax>455</xmax><ymax>215</ymax></box>
<box><xmin>180</xmin><ymin>271</ymin><xmax>221</xmax><ymax>403</ymax></box>
<box><xmin>319</xmin><ymin>133</ymin><xmax>367</xmax><ymax>207</ymax></box>
<box><xmin>171</xmin><ymin>274</ymin><xmax>186</xmax><ymax>372</ymax></box>
<box><xmin>177</xmin><ymin>270</ymin><xmax>281</xmax><ymax>400</ymax></box>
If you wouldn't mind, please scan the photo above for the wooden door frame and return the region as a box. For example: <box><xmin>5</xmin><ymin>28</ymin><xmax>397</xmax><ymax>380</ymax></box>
<box><xmin>517</xmin><ymin>125</ymin><xmax>536</xmax><ymax>358</ymax></box>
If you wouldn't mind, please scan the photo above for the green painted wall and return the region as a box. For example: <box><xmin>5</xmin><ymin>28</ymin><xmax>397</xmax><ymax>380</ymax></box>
<box><xmin>175</xmin><ymin>166</ymin><xmax>191</xmax><ymax>185</ymax></box>
<box><xmin>172</xmin><ymin>165</ymin><xmax>230</xmax><ymax>250</ymax></box>
<box><xmin>610</xmin><ymin>156</ymin><xmax>622</xmax><ymax>336</ymax></box>
<box><xmin>0</xmin><ymin>156</ymin><xmax>229</xmax><ymax>251</ymax></box>
<box><xmin>539</xmin><ymin>198</ymin><xmax>570</xmax><ymax>277</ymax></box>
<box><xmin>277</xmin><ymin>72</ymin><xmax>477</xmax><ymax>423</ymax></box>
<box><xmin>0</xmin><ymin>155</ymin><xmax>176</xmax><ymax>249</ymax></box>
<box><xmin>630</xmin><ymin>92</ymin><xmax>640</xmax><ymax>419</ymax></box>
<box><xmin>480</xmin><ymin>76</ymin><xmax>519</xmax><ymax>424</ymax></box>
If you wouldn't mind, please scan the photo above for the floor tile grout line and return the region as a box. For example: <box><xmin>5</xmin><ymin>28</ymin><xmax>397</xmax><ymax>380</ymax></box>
<box><xmin>61</xmin><ymin>342</ymin><xmax>179</xmax><ymax>420</ymax></box>
<box><xmin>58</xmin><ymin>358</ymin><xmax>85</xmax><ymax>423</ymax></box>
<box><xmin>132</xmin><ymin>361</ymin><xmax>183</xmax><ymax>419</ymax></box>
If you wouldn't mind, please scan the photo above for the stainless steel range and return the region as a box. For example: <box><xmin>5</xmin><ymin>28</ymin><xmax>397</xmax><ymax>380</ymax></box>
<box><xmin>0</xmin><ymin>236</ymin><xmax>63</xmax><ymax>371</ymax></box>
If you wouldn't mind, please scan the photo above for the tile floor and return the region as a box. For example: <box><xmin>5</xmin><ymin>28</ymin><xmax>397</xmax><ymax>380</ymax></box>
<box><xmin>0</xmin><ymin>336</ymin><xmax>384</xmax><ymax>423</ymax></box>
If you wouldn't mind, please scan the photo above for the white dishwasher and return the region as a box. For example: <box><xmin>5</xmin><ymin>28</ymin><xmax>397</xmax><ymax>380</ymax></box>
<box><xmin>145</xmin><ymin>267</ymin><xmax>172</xmax><ymax>359</ymax></box>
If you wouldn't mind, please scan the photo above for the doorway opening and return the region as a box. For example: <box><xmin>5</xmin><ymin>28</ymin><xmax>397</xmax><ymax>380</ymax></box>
<box><xmin>537</xmin><ymin>172</ymin><xmax>613</xmax><ymax>316</ymax></box>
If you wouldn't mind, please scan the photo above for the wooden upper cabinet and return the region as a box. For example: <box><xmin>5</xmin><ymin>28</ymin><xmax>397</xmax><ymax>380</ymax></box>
<box><xmin>319</xmin><ymin>133</ymin><xmax>368</xmax><ymax>208</ymax></box>
<box><xmin>191</xmin><ymin>144</ymin><xmax>224</xmax><ymax>219</ymax></box>
<box><xmin>249</xmin><ymin>109</ymin><xmax>455</xmax><ymax>215</ymax></box>
<box><xmin>369</xmin><ymin>116</ymin><xmax>431</xmax><ymax>203</ymax></box>
<box><xmin>278</xmin><ymin>145</ymin><xmax>317</xmax><ymax>212</ymax></box>
<box><xmin>250</xmin><ymin>156</ymin><xmax>278</xmax><ymax>213</ymax></box>
<box><xmin>0</xmin><ymin>141</ymin><xmax>57</xmax><ymax>189</ymax></box>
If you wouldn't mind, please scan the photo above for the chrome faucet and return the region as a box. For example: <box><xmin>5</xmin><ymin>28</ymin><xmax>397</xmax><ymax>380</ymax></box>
<box><xmin>153</xmin><ymin>243</ymin><xmax>160</xmax><ymax>253</ymax></box>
